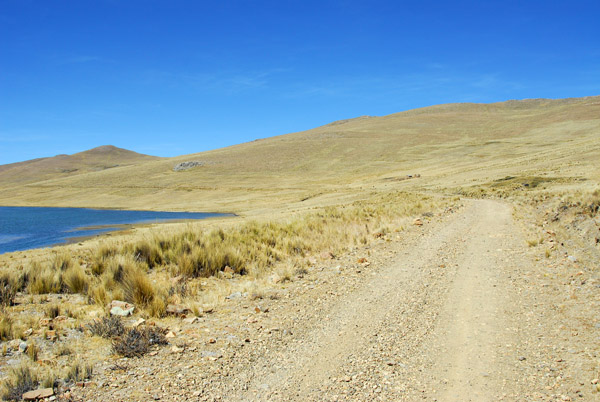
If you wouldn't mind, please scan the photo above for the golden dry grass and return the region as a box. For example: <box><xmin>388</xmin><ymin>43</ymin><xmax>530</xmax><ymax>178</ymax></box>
<box><xmin>0</xmin><ymin>96</ymin><xmax>599</xmax><ymax>399</ymax></box>
<box><xmin>0</xmin><ymin>96</ymin><xmax>597</xmax><ymax>215</ymax></box>
<box><xmin>0</xmin><ymin>95</ymin><xmax>598</xmax><ymax>324</ymax></box>
<box><xmin>0</xmin><ymin>190</ymin><xmax>446</xmax><ymax>319</ymax></box>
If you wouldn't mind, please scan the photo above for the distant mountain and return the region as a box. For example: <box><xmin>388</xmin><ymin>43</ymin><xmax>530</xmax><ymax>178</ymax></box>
<box><xmin>0</xmin><ymin>145</ymin><xmax>159</xmax><ymax>185</ymax></box>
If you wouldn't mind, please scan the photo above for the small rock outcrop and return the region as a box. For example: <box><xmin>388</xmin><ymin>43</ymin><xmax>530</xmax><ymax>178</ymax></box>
<box><xmin>173</xmin><ymin>161</ymin><xmax>204</xmax><ymax>172</ymax></box>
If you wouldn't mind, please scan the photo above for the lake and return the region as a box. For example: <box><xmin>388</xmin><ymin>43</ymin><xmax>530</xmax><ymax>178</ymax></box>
<box><xmin>0</xmin><ymin>206</ymin><xmax>232</xmax><ymax>254</ymax></box>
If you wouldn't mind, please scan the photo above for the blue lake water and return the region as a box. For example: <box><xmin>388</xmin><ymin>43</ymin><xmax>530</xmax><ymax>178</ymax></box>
<box><xmin>0</xmin><ymin>206</ymin><xmax>232</xmax><ymax>254</ymax></box>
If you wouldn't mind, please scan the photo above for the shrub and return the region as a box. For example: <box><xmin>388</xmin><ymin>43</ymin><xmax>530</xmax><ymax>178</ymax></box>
<box><xmin>112</xmin><ymin>326</ymin><xmax>167</xmax><ymax>358</ymax></box>
<box><xmin>87</xmin><ymin>316</ymin><xmax>125</xmax><ymax>339</ymax></box>
<box><xmin>142</xmin><ymin>326</ymin><xmax>168</xmax><ymax>346</ymax></box>
<box><xmin>1</xmin><ymin>365</ymin><xmax>38</xmax><ymax>401</ymax></box>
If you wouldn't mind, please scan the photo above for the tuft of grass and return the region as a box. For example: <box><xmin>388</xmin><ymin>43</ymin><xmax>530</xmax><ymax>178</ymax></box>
<box><xmin>88</xmin><ymin>283</ymin><xmax>109</xmax><ymax>306</ymax></box>
<box><xmin>40</xmin><ymin>372</ymin><xmax>58</xmax><ymax>390</ymax></box>
<box><xmin>87</xmin><ymin>316</ymin><xmax>125</xmax><ymax>339</ymax></box>
<box><xmin>26</xmin><ymin>341</ymin><xmax>38</xmax><ymax>362</ymax></box>
<box><xmin>147</xmin><ymin>296</ymin><xmax>167</xmax><ymax>318</ymax></box>
<box><xmin>27</xmin><ymin>262</ymin><xmax>63</xmax><ymax>295</ymax></box>
<box><xmin>1</xmin><ymin>364</ymin><xmax>38</xmax><ymax>401</ymax></box>
<box><xmin>63</xmin><ymin>264</ymin><xmax>89</xmax><ymax>294</ymax></box>
<box><xmin>65</xmin><ymin>359</ymin><xmax>93</xmax><ymax>383</ymax></box>
<box><xmin>0</xmin><ymin>314</ymin><xmax>13</xmax><ymax>341</ymax></box>
<box><xmin>294</xmin><ymin>267</ymin><xmax>309</xmax><ymax>277</ymax></box>
<box><xmin>91</xmin><ymin>243</ymin><xmax>117</xmax><ymax>276</ymax></box>
<box><xmin>121</xmin><ymin>264</ymin><xmax>156</xmax><ymax>307</ymax></box>
<box><xmin>45</xmin><ymin>304</ymin><xmax>60</xmax><ymax>319</ymax></box>
<box><xmin>126</xmin><ymin>239</ymin><xmax>163</xmax><ymax>269</ymax></box>
<box><xmin>527</xmin><ymin>239</ymin><xmax>539</xmax><ymax>247</ymax></box>
<box><xmin>50</xmin><ymin>252</ymin><xmax>72</xmax><ymax>271</ymax></box>
<box><xmin>0</xmin><ymin>274</ymin><xmax>17</xmax><ymax>307</ymax></box>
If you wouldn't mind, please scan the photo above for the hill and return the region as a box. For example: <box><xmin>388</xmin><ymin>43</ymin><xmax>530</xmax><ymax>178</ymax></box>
<box><xmin>0</xmin><ymin>96</ymin><xmax>598</xmax><ymax>214</ymax></box>
<box><xmin>0</xmin><ymin>145</ymin><xmax>159</xmax><ymax>186</ymax></box>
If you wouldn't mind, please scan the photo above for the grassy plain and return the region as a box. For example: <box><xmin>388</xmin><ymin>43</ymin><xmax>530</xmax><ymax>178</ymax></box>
<box><xmin>0</xmin><ymin>96</ymin><xmax>599</xmax><ymax>399</ymax></box>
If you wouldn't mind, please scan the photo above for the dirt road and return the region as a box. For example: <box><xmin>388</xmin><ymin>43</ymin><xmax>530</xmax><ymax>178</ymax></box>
<box><xmin>74</xmin><ymin>199</ymin><xmax>595</xmax><ymax>401</ymax></box>
<box><xmin>223</xmin><ymin>199</ymin><xmax>528</xmax><ymax>401</ymax></box>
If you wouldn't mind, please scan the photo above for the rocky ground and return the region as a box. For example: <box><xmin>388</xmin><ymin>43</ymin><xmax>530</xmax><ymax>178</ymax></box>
<box><xmin>6</xmin><ymin>198</ymin><xmax>599</xmax><ymax>401</ymax></box>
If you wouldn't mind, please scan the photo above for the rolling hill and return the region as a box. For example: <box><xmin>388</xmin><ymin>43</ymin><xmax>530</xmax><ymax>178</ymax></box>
<box><xmin>0</xmin><ymin>145</ymin><xmax>159</xmax><ymax>186</ymax></box>
<box><xmin>0</xmin><ymin>96</ymin><xmax>598</xmax><ymax>214</ymax></box>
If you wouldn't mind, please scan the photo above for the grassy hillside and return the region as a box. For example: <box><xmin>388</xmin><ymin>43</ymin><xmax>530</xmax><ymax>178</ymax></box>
<box><xmin>0</xmin><ymin>96</ymin><xmax>598</xmax><ymax>214</ymax></box>
<box><xmin>0</xmin><ymin>97</ymin><xmax>598</xmax><ymax>395</ymax></box>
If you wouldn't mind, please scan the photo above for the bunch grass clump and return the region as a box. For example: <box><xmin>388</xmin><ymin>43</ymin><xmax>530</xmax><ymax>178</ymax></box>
<box><xmin>45</xmin><ymin>304</ymin><xmax>60</xmax><ymax>319</ymax></box>
<box><xmin>27</xmin><ymin>262</ymin><xmax>63</xmax><ymax>295</ymax></box>
<box><xmin>65</xmin><ymin>359</ymin><xmax>93</xmax><ymax>383</ymax></box>
<box><xmin>0</xmin><ymin>274</ymin><xmax>17</xmax><ymax>307</ymax></box>
<box><xmin>63</xmin><ymin>265</ymin><xmax>89</xmax><ymax>294</ymax></box>
<box><xmin>0</xmin><ymin>314</ymin><xmax>13</xmax><ymax>341</ymax></box>
<box><xmin>1</xmin><ymin>365</ymin><xmax>38</xmax><ymax>401</ymax></box>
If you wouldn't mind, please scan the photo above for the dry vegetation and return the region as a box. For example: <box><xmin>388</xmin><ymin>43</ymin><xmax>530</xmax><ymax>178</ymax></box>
<box><xmin>0</xmin><ymin>96</ymin><xmax>599</xmax><ymax>399</ymax></box>
<box><xmin>0</xmin><ymin>96</ymin><xmax>598</xmax><ymax>214</ymax></box>
<box><xmin>0</xmin><ymin>189</ymin><xmax>448</xmax><ymax>400</ymax></box>
<box><xmin>1</xmin><ymin>191</ymin><xmax>444</xmax><ymax>319</ymax></box>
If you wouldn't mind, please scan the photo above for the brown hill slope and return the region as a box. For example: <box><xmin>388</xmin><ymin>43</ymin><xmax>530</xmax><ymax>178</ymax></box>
<box><xmin>0</xmin><ymin>96</ymin><xmax>598</xmax><ymax>214</ymax></box>
<box><xmin>0</xmin><ymin>145</ymin><xmax>159</xmax><ymax>185</ymax></box>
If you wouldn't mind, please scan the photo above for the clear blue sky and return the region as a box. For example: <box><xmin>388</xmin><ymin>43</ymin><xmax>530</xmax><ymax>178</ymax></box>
<box><xmin>1</xmin><ymin>0</ymin><xmax>599</xmax><ymax>164</ymax></box>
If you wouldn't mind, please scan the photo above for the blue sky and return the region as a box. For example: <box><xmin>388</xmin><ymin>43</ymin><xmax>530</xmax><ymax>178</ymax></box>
<box><xmin>1</xmin><ymin>0</ymin><xmax>599</xmax><ymax>164</ymax></box>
